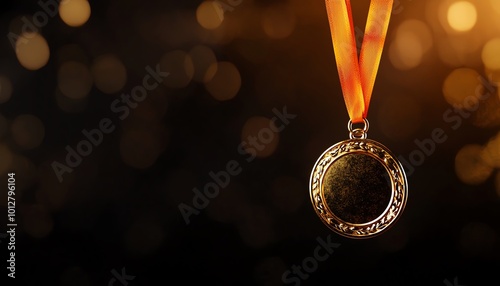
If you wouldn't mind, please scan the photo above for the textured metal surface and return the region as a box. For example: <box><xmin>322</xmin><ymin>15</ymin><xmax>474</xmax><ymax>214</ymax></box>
<box><xmin>323</xmin><ymin>153</ymin><xmax>392</xmax><ymax>224</ymax></box>
<box><xmin>310</xmin><ymin>139</ymin><xmax>408</xmax><ymax>239</ymax></box>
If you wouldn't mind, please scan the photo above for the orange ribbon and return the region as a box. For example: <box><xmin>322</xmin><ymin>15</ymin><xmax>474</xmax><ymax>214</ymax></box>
<box><xmin>325</xmin><ymin>0</ymin><xmax>393</xmax><ymax>123</ymax></box>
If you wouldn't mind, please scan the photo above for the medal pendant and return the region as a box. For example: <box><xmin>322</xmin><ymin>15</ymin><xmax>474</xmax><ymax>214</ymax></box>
<box><xmin>309</xmin><ymin>119</ymin><xmax>408</xmax><ymax>238</ymax></box>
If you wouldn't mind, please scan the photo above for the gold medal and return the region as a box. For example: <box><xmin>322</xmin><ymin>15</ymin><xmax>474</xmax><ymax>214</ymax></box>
<box><xmin>309</xmin><ymin>119</ymin><xmax>408</xmax><ymax>238</ymax></box>
<box><xmin>311</xmin><ymin>0</ymin><xmax>407</xmax><ymax>238</ymax></box>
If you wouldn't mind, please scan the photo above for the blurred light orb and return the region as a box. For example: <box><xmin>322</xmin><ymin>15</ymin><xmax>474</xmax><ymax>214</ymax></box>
<box><xmin>389</xmin><ymin>20</ymin><xmax>430</xmax><ymax>70</ymax></box>
<box><xmin>482</xmin><ymin>38</ymin><xmax>500</xmax><ymax>71</ymax></box>
<box><xmin>205</xmin><ymin>61</ymin><xmax>241</xmax><ymax>101</ymax></box>
<box><xmin>455</xmin><ymin>144</ymin><xmax>494</xmax><ymax>185</ymax></box>
<box><xmin>443</xmin><ymin>68</ymin><xmax>482</xmax><ymax>107</ymax></box>
<box><xmin>447</xmin><ymin>1</ymin><xmax>477</xmax><ymax>32</ymax></box>
<box><xmin>241</xmin><ymin>116</ymin><xmax>279</xmax><ymax>158</ymax></box>
<box><xmin>15</xmin><ymin>32</ymin><xmax>50</xmax><ymax>70</ymax></box>
<box><xmin>11</xmin><ymin>114</ymin><xmax>45</xmax><ymax>150</ymax></box>
<box><xmin>481</xmin><ymin>133</ymin><xmax>500</xmax><ymax>168</ymax></box>
<box><xmin>398</xmin><ymin>20</ymin><xmax>434</xmax><ymax>52</ymax></box>
<box><xmin>59</xmin><ymin>0</ymin><xmax>91</xmax><ymax>27</ymax></box>
<box><xmin>196</xmin><ymin>1</ymin><xmax>223</xmax><ymax>30</ymax></box>
<box><xmin>58</xmin><ymin>61</ymin><xmax>93</xmax><ymax>99</ymax></box>
<box><xmin>261</xmin><ymin>5</ymin><xmax>296</xmax><ymax>39</ymax></box>
<box><xmin>160</xmin><ymin>50</ymin><xmax>194</xmax><ymax>89</ymax></box>
<box><xmin>189</xmin><ymin>45</ymin><xmax>217</xmax><ymax>83</ymax></box>
<box><xmin>0</xmin><ymin>76</ymin><xmax>13</xmax><ymax>104</ymax></box>
<box><xmin>91</xmin><ymin>54</ymin><xmax>127</xmax><ymax>94</ymax></box>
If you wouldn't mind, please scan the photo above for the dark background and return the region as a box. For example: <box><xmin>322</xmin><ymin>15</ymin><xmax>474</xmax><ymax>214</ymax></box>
<box><xmin>1</xmin><ymin>0</ymin><xmax>499</xmax><ymax>285</ymax></box>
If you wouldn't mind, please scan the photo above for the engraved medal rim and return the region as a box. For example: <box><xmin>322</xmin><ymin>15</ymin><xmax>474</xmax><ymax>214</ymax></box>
<box><xmin>309</xmin><ymin>138</ymin><xmax>408</xmax><ymax>239</ymax></box>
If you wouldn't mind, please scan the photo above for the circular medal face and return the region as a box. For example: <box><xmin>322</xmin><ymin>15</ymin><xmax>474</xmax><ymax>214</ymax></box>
<box><xmin>309</xmin><ymin>139</ymin><xmax>408</xmax><ymax>238</ymax></box>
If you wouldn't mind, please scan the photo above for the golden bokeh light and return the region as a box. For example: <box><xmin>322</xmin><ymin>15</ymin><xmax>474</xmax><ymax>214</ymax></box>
<box><xmin>389</xmin><ymin>20</ymin><xmax>432</xmax><ymax>70</ymax></box>
<box><xmin>442</xmin><ymin>68</ymin><xmax>482</xmax><ymax>107</ymax></box>
<box><xmin>399</xmin><ymin>20</ymin><xmax>434</xmax><ymax>52</ymax></box>
<box><xmin>482</xmin><ymin>38</ymin><xmax>500</xmax><ymax>71</ymax></box>
<box><xmin>0</xmin><ymin>76</ymin><xmax>13</xmax><ymax>104</ymax></box>
<box><xmin>15</xmin><ymin>32</ymin><xmax>50</xmax><ymax>70</ymax></box>
<box><xmin>91</xmin><ymin>54</ymin><xmax>127</xmax><ymax>94</ymax></box>
<box><xmin>196</xmin><ymin>1</ymin><xmax>223</xmax><ymax>30</ymax></box>
<box><xmin>261</xmin><ymin>4</ymin><xmax>296</xmax><ymax>39</ymax></box>
<box><xmin>481</xmin><ymin>133</ymin><xmax>500</xmax><ymax>168</ymax></box>
<box><xmin>58</xmin><ymin>61</ymin><xmax>93</xmax><ymax>99</ymax></box>
<box><xmin>205</xmin><ymin>61</ymin><xmax>241</xmax><ymax>101</ymax></box>
<box><xmin>59</xmin><ymin>0</ymin><xmax>91</xmax><ymax>27</ymax></box>
<box><xmin>11</xmin><ymin>114</ymin><xmax>45</xmax><ymax>150</ymax></box>
<box><xmin>447</xmin><ymin>1</ymin><xmax>477</xmax><ymax>32</ymax></box>
<box><xmin>389</xmin><ymin>32</ymin><xmax>423</xmax><ymax>70</ymax></box>
<box><xmin>455</xmin><ymin>144</ymin><xmax>494</xmax><ymax>185</ymax></box>
<box><xmin>189</xmin><ymin>45</ymin><xmax>217</xmax><ymax>83</ymax></box>
<box><xmin>160</xmin><ymin>50</ymin><xmax>194</xmax><ymax>89</ymax></box>
<box><xmin>241</xmin><ymin>116</ymin><xmax>279</xmax><ymax>158</ymax></box>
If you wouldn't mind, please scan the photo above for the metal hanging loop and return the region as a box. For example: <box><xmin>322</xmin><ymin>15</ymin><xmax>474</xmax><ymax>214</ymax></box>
<box><xmin>348</xmin><ymin>118</ymin><xmax>369</xmax><ymax>139</ymax></box>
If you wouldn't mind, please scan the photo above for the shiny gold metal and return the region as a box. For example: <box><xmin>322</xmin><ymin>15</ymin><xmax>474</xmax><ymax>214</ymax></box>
<box><xmin>309</xmin><ymin>137</ymin><xmax>408</xmax><ymax>239</ymax></box>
